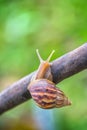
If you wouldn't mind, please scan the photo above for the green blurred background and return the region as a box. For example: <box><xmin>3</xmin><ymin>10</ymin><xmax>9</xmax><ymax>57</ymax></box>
<box><xmin>0</xmin><ymin>0</ymin><xmax>87</xmax><ymax>130</ymax></box>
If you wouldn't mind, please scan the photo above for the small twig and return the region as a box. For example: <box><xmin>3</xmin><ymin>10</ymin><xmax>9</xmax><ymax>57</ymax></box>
<box><xmin>0</xmin><ymin>43</ymin><xmax>87</xmax><ymax>115</ymax></box>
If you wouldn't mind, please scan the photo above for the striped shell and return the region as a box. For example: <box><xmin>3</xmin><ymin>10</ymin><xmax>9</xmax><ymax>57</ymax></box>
<box><xmin>28</xmin><ymin>79</ymin><xmax>71</xmax><ymax>109</ymax></box>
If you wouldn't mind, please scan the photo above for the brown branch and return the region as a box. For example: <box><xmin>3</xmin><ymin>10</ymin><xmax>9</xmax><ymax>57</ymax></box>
<box><xmin>0</xmin><ymin>43</ymin><xmax>87</xmax><ymax>115</ymax></box>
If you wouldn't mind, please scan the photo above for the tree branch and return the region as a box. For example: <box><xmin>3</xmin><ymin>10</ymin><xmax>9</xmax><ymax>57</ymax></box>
<box><xmin>0</xmin><ymin>43</ymin><xmax>87</xmax><ymax>115</ymax></box>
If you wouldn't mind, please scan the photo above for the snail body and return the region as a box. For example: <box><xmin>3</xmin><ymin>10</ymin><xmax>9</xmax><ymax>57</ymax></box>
<box><xmin>28</xmin><ymin>50</ymin><xmax>71</xmax><ymax>109</ymax></box>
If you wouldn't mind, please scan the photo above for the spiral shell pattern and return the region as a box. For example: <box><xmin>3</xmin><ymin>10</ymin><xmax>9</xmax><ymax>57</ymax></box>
<box><xmin>28</xmin><ymin>79</ymin><xmax>71</xmax><ymax>109</ymax></box>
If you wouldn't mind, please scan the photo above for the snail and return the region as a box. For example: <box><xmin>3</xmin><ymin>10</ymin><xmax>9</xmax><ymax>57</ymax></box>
<box><xmin>28</xmin><ymin>50</ymin><xmax>71</xmax><ymax>109</ymax></box>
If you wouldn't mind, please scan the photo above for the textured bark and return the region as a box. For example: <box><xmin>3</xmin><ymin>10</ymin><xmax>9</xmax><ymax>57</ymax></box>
<box><xmin>0</xmin><ymin>43</ymin><xmax>87</xmax><ymax>115</ymax></box>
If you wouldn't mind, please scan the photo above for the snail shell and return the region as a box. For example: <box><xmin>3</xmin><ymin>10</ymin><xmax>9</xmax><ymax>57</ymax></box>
<box><xmin>29</xmin><ymin>79</ymin><xmax>71</xmax><ymax>109</ymax></box>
